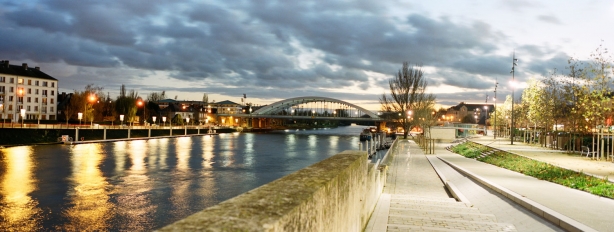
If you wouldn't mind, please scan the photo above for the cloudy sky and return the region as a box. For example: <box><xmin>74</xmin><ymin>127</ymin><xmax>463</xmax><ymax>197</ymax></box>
<box><xmin>1</xmin><ymin>0</ymin><xmax>612</xmax><ymax>110</ymax></box>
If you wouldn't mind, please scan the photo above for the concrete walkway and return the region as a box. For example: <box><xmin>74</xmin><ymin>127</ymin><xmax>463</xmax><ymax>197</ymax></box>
<box><xmin>365</xmin><ymin>139</ymin><xmax>560</xmax><ymax>232</ymax></box>
<box><xmin>455</xmin><ymin>136</ymin><xmax>614</xmax><ymax>231</ymax></box>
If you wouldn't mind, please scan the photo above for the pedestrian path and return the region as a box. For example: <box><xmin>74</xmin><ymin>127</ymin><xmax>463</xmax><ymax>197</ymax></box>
<box><xmin>365</xmin><ymin>139</ymin><xmax>556</xmax><ymax>232</ymax></box>
<box><xmin>437</xmin><ymin>137</ymin><xmax>614</xmax><ymax>231</ymax></box>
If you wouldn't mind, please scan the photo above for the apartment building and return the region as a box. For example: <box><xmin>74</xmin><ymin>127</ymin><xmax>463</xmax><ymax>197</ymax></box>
<box><xmin>0</xmin><ymin>60</ymin><xmax>59</xmax><ymax>122</ymax></box>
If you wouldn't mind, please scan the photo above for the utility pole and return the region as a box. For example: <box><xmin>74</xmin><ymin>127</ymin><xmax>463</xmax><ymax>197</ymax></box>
<box><xmin>510</xmin><ymin>51</ymin><xmax>518</xmax><ymax>145</ymax></box>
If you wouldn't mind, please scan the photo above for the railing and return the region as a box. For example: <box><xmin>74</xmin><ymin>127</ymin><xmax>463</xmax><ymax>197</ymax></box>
<box><xmin>414</xmin><ymin>134</ymin><xmax>435</xmax><ymax>154</ymax></box>
<box><xmin>0</xmin><ymin>122</ymin><xmax>237</xmax><ymax>130</ymax></box>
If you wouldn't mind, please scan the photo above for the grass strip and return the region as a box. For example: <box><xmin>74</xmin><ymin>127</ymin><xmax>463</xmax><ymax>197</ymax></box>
<box><xmin>451</xmin><ymin>142</ymin><xmax>614</xmax><ymax>199</ymax></box>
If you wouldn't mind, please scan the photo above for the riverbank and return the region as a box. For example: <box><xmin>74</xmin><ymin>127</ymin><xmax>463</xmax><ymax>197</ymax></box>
<box><xmin>0</xmin><ymin>127</ymin><xmax>237</xmax><ymax>147</ymax></box>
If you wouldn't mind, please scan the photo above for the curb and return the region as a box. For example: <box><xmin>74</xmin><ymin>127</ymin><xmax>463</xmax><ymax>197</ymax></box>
<box><xmin>426</xmin><ymin>156</ymin><xmax>472</xmax><ymax>206</ymax></box>
<box><xmin>437</xmin><ymin>156</ymin><xmax>597</xmax><ymax>232</ymax></box>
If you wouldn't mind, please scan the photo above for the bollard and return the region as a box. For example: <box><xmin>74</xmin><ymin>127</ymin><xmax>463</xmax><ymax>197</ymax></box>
<box><xmin>128</xmin><ymin>128</ymin><xmax>131</xmax><ymax>139</ymax></box>
<box><xmin>103</xmin><ymin>128</ymin><xmax>107</xmax><ymax>140</ymax></box>
<box><xmin>148</xmin><ymin>128</ymin><xmax>151</xmax><ymax>138</ymax></box>
<box><xmin>75</xmin><ymin>128</ymin><xmax>79</xmax><ymax>143</ymax></box>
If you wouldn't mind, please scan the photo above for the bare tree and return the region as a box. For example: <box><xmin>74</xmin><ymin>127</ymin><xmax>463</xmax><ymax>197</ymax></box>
<box><xmin>147</xmin><ymin>91</ymin><xmax>166</xmax><ymax>102</ymax></box>
<box><xmin>380</xmin><ymin>62</ymin><xmax>435</xmax><ymax>139</ymax></box>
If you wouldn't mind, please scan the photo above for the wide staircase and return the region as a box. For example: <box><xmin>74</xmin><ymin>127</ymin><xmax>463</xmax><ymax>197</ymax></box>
<box><xmin>385</xmin><ymin>195</ymin><xmax>516</xmax><ymax>231</ymax></box>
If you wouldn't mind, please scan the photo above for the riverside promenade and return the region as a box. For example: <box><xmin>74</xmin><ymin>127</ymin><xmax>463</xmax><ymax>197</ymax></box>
<box><xmin>366</xmin><ymin>136</ymin><xmax>614</xmax><ymax>231</ymax></box>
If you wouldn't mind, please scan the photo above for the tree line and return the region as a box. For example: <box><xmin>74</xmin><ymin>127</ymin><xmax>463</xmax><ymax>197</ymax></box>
<box><xmin>492</xmin><ymin>42</ymin><xmax>613</xmax><ymax>144</ymax></box>
<box><xmin>61</xmin><ymin>84</ymin><xmax>210</xmax><ymax>126</ymax></box>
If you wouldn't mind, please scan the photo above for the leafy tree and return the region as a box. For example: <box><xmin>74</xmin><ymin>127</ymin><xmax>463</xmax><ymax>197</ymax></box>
<box><xmin>115</xmin><ymin>85</ymin><xmax>139</xmax><ymax>126</ymax></box>
<box><xmin>64</xmin><ymin>84</ymin><xmax>103</xmax><ymax>125</ymax></box>
<box><xmin>580</xmin><ymin>43</ymin><xmax>613</xmax><ymax>159</ymax></box>
<box><xmin>64</xmin><ymin>92</ymin><xmax>81</xmax><ymax>125</ymax></box>
<box><xmin>461</xmin><ymin>115</ymin><xmax>476</xmax><ymax>124</ymax></box>
<box><xmin>171</xmin><ymin>114</ymin><xmax>184</xmax><ymax>125</ymax></box>
<box><xmin>202</xmin><ymin>93</ymin><xmax>209</xmax><ymax>103</ymax></box>
<box><xmin>380</xmin><ymin>62</ymin><xmax>435</xmax><ymax>138</ymax></box>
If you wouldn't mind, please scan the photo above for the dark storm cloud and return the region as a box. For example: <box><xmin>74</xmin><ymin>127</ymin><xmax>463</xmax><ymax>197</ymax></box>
<box><xmin>526</xmin><ymin>52</ymin><xmax>569</xmax><ymax>76</ymax></box>
<box><xmin>451</xmin><ymin>56</ymin><xmax>509</xmax><ymax>76</ymax></box>
<box><xmin>0</xmin><ymin>0</ymin><xmax>568</xmax><ymax>106</ymax></box>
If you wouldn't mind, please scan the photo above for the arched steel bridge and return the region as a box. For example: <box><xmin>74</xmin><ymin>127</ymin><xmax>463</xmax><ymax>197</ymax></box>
<box><xmin>220</xmin><ymin>96</ymin><xmax>382</xmax><ymax>121</ymax></box>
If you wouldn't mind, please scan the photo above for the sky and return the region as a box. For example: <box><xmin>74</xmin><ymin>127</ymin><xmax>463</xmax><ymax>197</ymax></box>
<box><xmin>1</xmin><ymin>0</ymin><xmax>613</xmax><ymax>111</ymax></box>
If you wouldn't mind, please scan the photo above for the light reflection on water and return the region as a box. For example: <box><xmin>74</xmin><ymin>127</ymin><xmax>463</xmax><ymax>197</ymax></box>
<box><xmin>0</xmin><ymin>146</ymin><xmax>43</xmax><ymax>231</ymax></box>
<box><xmin>62</xmin><ymin>143</ymin><xmax>113</xmax><ymax>231</ymax></box>
<box><xmin>0</xmin><ymin>125</ymin><xmax>368</xmax><ymax>231</ymax></box>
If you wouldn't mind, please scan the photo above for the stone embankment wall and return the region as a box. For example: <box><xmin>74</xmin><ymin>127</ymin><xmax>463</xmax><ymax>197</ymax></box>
<box><xmin>158</xmin><ymin>150</ymin><xmax>387</xmax><ymax>231</ymax></box>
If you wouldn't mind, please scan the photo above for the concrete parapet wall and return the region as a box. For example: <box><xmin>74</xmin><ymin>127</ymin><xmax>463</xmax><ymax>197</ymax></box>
<box><xmin>158</xmin><ymin>150</ymin><xmax>386</xmax><ymax>231</ymax></box>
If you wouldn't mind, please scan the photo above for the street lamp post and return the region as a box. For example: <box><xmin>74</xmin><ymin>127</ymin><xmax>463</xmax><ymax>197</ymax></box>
<box><xmin>510</xmin><ymin>52</ymin><xmax>518</xmax><ymax>145</ymax></box>
<box><xmin>152</xmin><ymin>116</ymin><xmax>157</xmax><ymax>126</ymax></box>
<box><xmin>484</xmin><ymin>105</ymin><xmax>489</xmax><ymax>136</ymax></box>
<box><xmin>0</xmin><ymin>103</ymin><xmax>4</xmax><ymax>127</ymax></box>
<box><xmin>162</xmin><ymin>116</ymin><xmax>166</xmax><ymax>127</ymax></box>
<box><xmin>137</xmin><ymin>100</ymin><xmax>144</xmax><ymax>127</ymax></box>
<box><xmin>88</xmin><ymin>94</ymin><xmax>96</xmax><ymax>126</ymax></box>
<box><xmin>120</xmin><ymin>114</ymin><xmax>124</xmax><ymax>127</ymax></box>
<box><xmin>185</xmin><ymin>117</ymin><xmax>190</xmax><ymax>135</ymax></box>
<box><xmin>20</xmin><ymin>109</ymin><xmax>25</xmax><ymax>128</ymax></box>
<box><xmin>78</xmin><ymin>112</ymin><xmax>83</xmax><ymax>126</ymax></box>
<box><xmin>494</xmin><ymin>79</ymin><xmax>498</xmax><ymax>139</ymax></box>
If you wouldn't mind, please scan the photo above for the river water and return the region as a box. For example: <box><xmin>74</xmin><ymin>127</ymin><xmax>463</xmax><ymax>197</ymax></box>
<box><xmin>0</xmin><ymin>125</ymin><xmax>385</xmax><ymax>231</ymax></box>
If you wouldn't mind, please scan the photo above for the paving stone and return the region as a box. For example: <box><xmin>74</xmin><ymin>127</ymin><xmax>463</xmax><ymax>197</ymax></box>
<box><xmin>365</xmin><ymin>139</ymin><xmax>563</xmax><ymax>232</ymax></box>
<box><xmin>388</xmin><ymin>209</ymin><xmax>497</xmax><ymax>223</ymax></box>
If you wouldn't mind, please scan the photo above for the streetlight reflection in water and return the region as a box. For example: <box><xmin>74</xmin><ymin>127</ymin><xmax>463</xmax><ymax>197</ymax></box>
<box><xmin>0</xmin><ymin>146</ymin><xmax>43</xmax><ymax>231</ymax></box>
<box><xmin>0</xmin><ymin>125</ymin><xmax>368</xmax><ymax>231</ymax></box>
<box><xmin>63</xmin><ymin>143</ymin><xmax>112</xmax><ymax>231</ymax></box>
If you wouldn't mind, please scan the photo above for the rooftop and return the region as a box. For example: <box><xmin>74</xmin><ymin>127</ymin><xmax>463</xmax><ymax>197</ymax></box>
<box><xmin>0</xmin><ymin>60</ymin><xmax>58</xmax><ymax>81</ymax></box>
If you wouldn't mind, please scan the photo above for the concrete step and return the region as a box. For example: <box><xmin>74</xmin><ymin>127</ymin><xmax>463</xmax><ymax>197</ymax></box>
<box><xmin>391</xmin><ymin>195</ymin><xmax>457</xmax><ymax>203</ymax></box>
<box><xmin>386</xmin><ymin>195</ymin><xmax>517</xmax><ymax>231</ymax></box>
<box><xmin>387</xmin><ymin>216</ymin><xmax>517</xmax><ymax>232</ymax></box>
<box><xmin>390</xmin><ymin>198</ymin><xmax>471</xmax><ymax>208</ymax></box>
<box><xmin>389</xmin><ymin>205</ymin><xmax>480</xmax><ymax>215</ymax></box>
<box><xmin>388</xmin><ymin>209</ymin><xmax>497</xmax><ymax>223</ymax></box>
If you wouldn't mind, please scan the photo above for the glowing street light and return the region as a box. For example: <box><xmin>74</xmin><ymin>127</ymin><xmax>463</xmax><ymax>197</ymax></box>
<box><xmin>78</xmin><ymin>112</ymin><xmax>83</xmax><ymax>125</ymax></box>
<box><xmin>120</xmin><ymin>114</ymin><xmax>124</xmax><ymax>127</ymax></box>
<box><xmin>20</xmin><ymin>108</ymin><xmax>25</xmax><ymax>128</ymax></box>
<box><xmin>137</xmin><ymin>100</ymin><xmax>144</xmax><ymax>126</ymax></box>
<box><xmin>89</xmin><ymin>94</ymin><xmax>97</xmax><ymax>126</ymax></box>
<box><xmin>152</xmin><ymin>116</ymin><xmax>157</xmax><ymax>126</ymax></box>
<box><xmin>162</xmin><ymin>116</ymin><xmax>167</xmax><ymax>127</ymax></box>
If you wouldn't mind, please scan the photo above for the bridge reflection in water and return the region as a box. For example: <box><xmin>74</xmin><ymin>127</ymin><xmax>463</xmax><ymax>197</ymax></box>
<box><xmin>0</xmin><ymin>126</ymin><xmax>369</xmax><ymax>231</ymax></box>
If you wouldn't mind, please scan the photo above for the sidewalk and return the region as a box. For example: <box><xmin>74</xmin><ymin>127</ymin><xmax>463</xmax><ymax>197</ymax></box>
<box><xmin>439</xmin><ymin>136</ymin><xmax>614</xmax><ymax>231</ymax></box>
<box><xmin>365</xmin><ymin>139</ymin><xmax>557</xmax><ymax>231</ymax></box>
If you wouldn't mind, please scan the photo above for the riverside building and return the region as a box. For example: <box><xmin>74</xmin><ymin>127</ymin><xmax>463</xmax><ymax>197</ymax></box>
<box><xmin>0</xmin><ymin>60</ymin><xmax>59</xmax><ymax>122</ymax></box>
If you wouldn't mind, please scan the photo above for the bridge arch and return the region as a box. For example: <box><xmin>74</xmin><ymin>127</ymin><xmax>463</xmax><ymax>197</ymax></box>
<box><xmin>252</xmin><ymin>96</ymin><xmax>380</xmax><ymax>119</ymax></box>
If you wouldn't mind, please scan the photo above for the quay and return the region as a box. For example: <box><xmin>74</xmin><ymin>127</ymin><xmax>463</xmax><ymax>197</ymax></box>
<box><xmin>0</xmin><ymin>124</ymin><xmax>236</xmax><ymax>147</ymax></box>
<box><xmin>159</xmin><ymin>136</ymin><xmax>614</xmax><ymax>231</ymax></box>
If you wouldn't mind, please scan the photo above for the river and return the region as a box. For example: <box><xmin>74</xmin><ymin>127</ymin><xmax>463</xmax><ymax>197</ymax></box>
<box><xmin>0</xmin><ymin>125</ymin><xmax>386</xmax><ymax>231</ymax></box>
